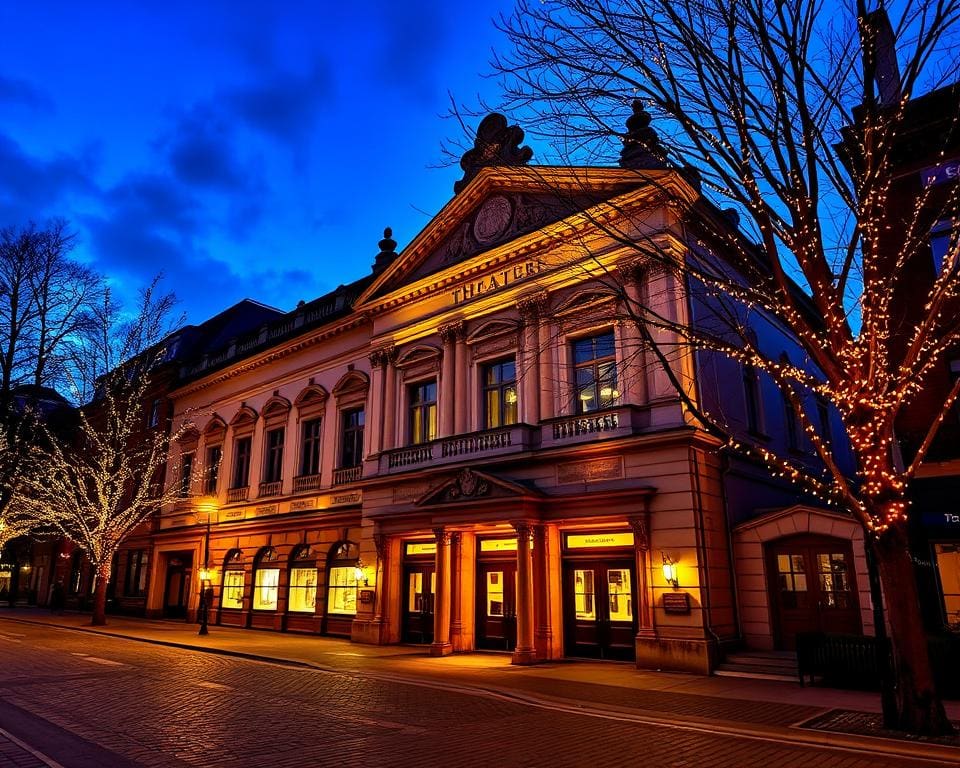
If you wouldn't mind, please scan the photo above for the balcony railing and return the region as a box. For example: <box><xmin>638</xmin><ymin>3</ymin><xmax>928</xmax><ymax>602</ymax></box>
<box><xmin>293</xmin><ymin>473</ymin><xmax>322</xmax><ymax>493</ymax></box>
<box><xmin>258</xmin><ymin>480</ymin><xmax>282</xmax><ymax>497</ymax></box>
<box><xmin>227</xmin><ymin>486</ymin><xmax>249</xmax><ymax>503</ymax></box>
<box><xmin>333</xmin><ymin>465</ymin><xmax>362</xmax><ymax>486</ymax></box>
<box><xmin>381</xmin><ymin>424</ymin><xmax>536</xmax><ymax>474</ymax></box>
<box><xmin>551</xmin><ymin>411</ymin><xmax>620</xmax><ymax>440</ymax></box>
<box><xmin>441</xmin><ymin>429</ymin><xmax>512</xmax><ymax>458</ymax></box>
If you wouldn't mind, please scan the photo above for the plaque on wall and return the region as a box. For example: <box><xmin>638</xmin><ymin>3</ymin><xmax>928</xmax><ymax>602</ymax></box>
<box><xmin>290</xmin><ymin>499</ymin><xmax>316</xmax><ymax>513</ymax></box>
<box><xmin>223</xmin><ymin>508</ymin><xmax>245</xmax><ymax>520</ymax></box>
<box><xmin>255</xmin><ymin>504</ymin><xmax>279</xmax><ymax>517</ymax></box>
<box><xmin>556</xmin><ymin>457</ymin><xmax>624</xmax><ymax>485</ymax></box>
<box><xmin>662</xmin><ymin>592</ymin><xmax>691</xmax><ymax>614</ymax></box>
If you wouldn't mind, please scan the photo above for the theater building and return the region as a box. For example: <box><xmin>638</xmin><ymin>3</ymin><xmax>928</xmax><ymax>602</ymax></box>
<box><xmin>151</xmin><ymin>112</ymin><xmax>859</xmax><ymax>673</ymax></box>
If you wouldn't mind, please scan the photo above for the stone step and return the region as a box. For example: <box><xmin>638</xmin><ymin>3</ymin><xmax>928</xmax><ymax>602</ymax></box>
<box><xmin>722</xmin><ymin>652</ymin><xmax>798</xmax><ymax>670</ymax></box>
<box><xmin>714</xmin><ymin>667</ymin><xmax>799</xmax><ymax>682</ymax></box>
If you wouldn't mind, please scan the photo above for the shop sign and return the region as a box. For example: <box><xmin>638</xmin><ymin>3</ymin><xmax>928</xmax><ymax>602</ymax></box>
<box><xmin>921</xmin><ymin>158</ymin><xmax>960</xmax><ymax>188</ymax></box>
<box><xmin>566</xmin><ymin>532</ymin><xmax>634</xmax><ymax>549</ymax></box>
<box><xmin>222</xmin><ymin>508</ymin><xmax>245</xmax><ymax>520</ymax></box>
<box><xmin>330</xmin><ymin>490</ymin><xmax>362</xmax><ymax>506</ymax></box>
<box><xmin>405</xmin><ymin>541</ymin><xmax>437</xmax><ymax>556</ymax></box>
<box><xmin>557</xmin><ymin>457</ymin><xmax>624</xmax><ymax>485</ymax></box>
<box><xmin>922</xmin><ymin>511</ymin><xmax>960</xmax><ymax>528</ymax></box>
<box><xmin>255</xmin><ymin>504</ymin><xmax>279</xmax><ymax>517</ymax></box>
<box><xmin>451</xmin><ymin>261</ymin><xmax>541</xmax><ymax>305</ymax></box>
<box><xmin>480</xmin><ymin>539</ymin><xmax>518</xmax><ymax>552</ymax></box>
<box><xmin>290</xmin><ymin>499</ymin><xmax>316</xmax><ymax>512</ymax></box>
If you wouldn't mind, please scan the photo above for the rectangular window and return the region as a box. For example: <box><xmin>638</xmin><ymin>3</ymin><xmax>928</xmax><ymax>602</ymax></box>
<box><xmin>300</xmin><ymin>418</ymin><xmax>322</xmax><ymax>476</ymax></box>
<box><xmin>483</xmin><ymin>359</ymin><xmax>518</xmax><ymax>429</ymax></box>
<box><xmin>408</xmin><ymin>381</ymin><xmax>438</xmax><ymax>445</ymax></box>
<box><xmin>232</xmin><ymin>436</ymin><xmax>252</xmax><ymax>488</ymax></box>
<box><xmin>222</xmin><ymin>570</ymin><xmax>245</xmax><ymax>609</ymax></box>
<box><xmin>783</xmin><ymin>392</ymin><xmax>799</xmax><ymax>451</ymax></box>
<box><xmin>340</xmin><ymin>408</ymin><xmax>365</xmax><ymax>468</ymax></box>
<box><xmin>572</xmin><ymin>331</ymin><xmax>619</xmax><ymax>414</ymax></box>
<box><xmin>253</xmin><ymin>567</ymin><xmax>280</xmax><ymax>611</ymax></box>
<box><xmin>931</xmin><ymin>220</ymin><xmax>956</xmax><ymax>274</ymax></box>
<box><xmin>178</xmin><ymin>453</ymin><xmax>193</xmax><ymax>497</ymax></box>
<box><xmin>935</xmin><ymin>543</ymin><xmax>960</xmax><ymax>628</ymax></box>
<box><xmin>263</xmin><ymin>427</ymin><xmax>285</xmax><ymax>484</ymax></box>
<box><xmin>327</xmin><ymin>566</ymin><xmax>358</xmax><ymax>615</ymax></box>
<box><xmin>816</xmin><ymin>396</ymin><xmax>832</xmax><ymax>448</ymax></box>
<box><xmin>288</xmin><ymin>567</ymin><xmax>318</xmax><ymax>613</ymax></box>
<box><xmin>124</xmin><ymin>550</ymin><xmax>148</xmax><ymax>597</ymax></box>
<box><xmin>204</xmin><ymin>445</ymin><xmax>222</xmax><ymax>495</ymax></box>
<box><xmin>148</xmin><ymin>398</ymin><xmax>161</xmax><ymax>428</ymax></box>
<box><xmin>743</xmin><ymin>365</ymin><xmax>762</xmax><ymax>434</ymax></box>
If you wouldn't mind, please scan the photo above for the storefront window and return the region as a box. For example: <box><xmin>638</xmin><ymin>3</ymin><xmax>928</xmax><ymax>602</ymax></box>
<box><xmin>607</xmin><ymin>568</ymin><xmax>632</xmax><ymax>621</ymax></box>
<box><xmin>326</xmin><ymin>541</ymin><xmax>359</xmax><ymax>616</ymax></box>
<box><xmin>253</xmin><ymin>548</ymin><xmax>280</xmax><ymax>611</ymax></box>
<box><xmin>935</xmin><ymin>543</ymin><xmax>960</xmax><ymax>628</ymax></box>
<box><xmin>574</xmin><ymin>569</ymin><xmax>596</xmax><ymax>620</ymax></box>
<box><xmin>221</xmin><ymin>549</ymin><xmax>244</xmax><ymax>610</ymax></box>
<box><xmin>288</xmin><ymin>545</ymin><xmax>317</xmax><ymax>614</ymax></box>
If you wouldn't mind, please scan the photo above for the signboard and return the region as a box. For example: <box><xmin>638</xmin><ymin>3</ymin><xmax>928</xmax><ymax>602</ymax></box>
<box><xmin>480</xmin><ymin>538</ymin><xmax>518</xmax><ymax>553</ymax></box>
<box><xmin>557</xmin><ymin>457</ymin><xmax>624</xmax><ymax>485</ymax></box>
<box><xmin>290</xmin><ymin>499</ymin><xmax>316</xmax><ymax>512</ymax></box>
<box><xmin>662</xmin><ymin>592</ymin><xmax>691</xmax><ymax>615</ymax></box>
<box><xmin>451</xmin><ymin>261</ymin><xmax>542</xmax><ymax>305</ymax></box>
<box><xmin>255</xmin><ymin>504</ymin><xmax>279</xmax><ymax>517</ymax></box>
<box><xmin>405</xmin><ymin>541</ymin><xmax>437</xmax><ymax>557</ymax></box>
<box><xmin>923</xmin><ymin>511</ymin><xmax>960</xmax><ymax>528</ymax></box>
<box><xmin>223</xmin><ymin>508</ymin><xmax>245</xmax><ymax>520</ymax></box>
<box><xmin>921</xmin><ymin>158</ymin><xmax>960</xmax><ymax>188</ymax></box>
<box><xmin>565</xmin><ymin>532</ymin><xmax>634</xmax><ymax>549</ymax></box>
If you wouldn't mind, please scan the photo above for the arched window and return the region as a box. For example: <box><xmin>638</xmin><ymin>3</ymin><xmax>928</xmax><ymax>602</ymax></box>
<box><xmin>326</xmin><ymin>541</ymin><xmax>359</xmax><ymax>617</ymax></box>
<box><xmin>252</xmin><ymin>547</ymin><xmax>280</xmax><ymax>611</ymax></box>
<box><xmin>288</xmin><ymin>545</ymin><xmax>318</xmax><ymax>614</ymax></box>
<box><xmin>221</xmin><ymin>549</ymin><xmax>244</xmax><ymax>610</ymax></box>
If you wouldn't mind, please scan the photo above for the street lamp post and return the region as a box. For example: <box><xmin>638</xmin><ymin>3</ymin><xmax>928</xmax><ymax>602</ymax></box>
<box><xmin>198</xmin><ymin>514</ymin><xmax>211</xmax><ymax>636</ymax></box>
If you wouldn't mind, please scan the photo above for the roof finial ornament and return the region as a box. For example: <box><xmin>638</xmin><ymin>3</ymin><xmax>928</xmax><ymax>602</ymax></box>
<box><xmin>454</xmin><ymin>113</ymin><xmax>533</xmax><ymax>195</ymax></box>
<box><xmin>372</xmin><ymin>227</ymin><xmax>397</xmax><ymax>274</ymax></box>
<box><xmin>619</xmin><ymin>99</ymin><xmax>668</xmax><ymax>170</ymax></box>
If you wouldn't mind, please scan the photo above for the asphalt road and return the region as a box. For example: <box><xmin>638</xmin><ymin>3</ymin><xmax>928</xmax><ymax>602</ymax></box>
<box><xmin>0</xmin><ymin>622</ymin><xmax>951</xmax><ymax>767</ymax></box>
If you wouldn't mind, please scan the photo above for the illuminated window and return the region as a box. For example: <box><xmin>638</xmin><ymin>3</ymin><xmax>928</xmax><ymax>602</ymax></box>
<box><xmin>574</xmin><ymin>569</ymin><xmax>596</xmax><ymax>620</ymax></box>
<box><xmin>300</xmin><ymin>418</ymin><xmax>322</xmax><ymax>476</ymax></box>
<box><xmin>263</xmin><ymin>427</ymin><xmax>284</xmax><ymax>484</ymax></box>
<box><xmin>935</xmin><ymin>543</ymin><xmax>960</xmax><ymax>628</ymax></box>
<box><xmin>408</xmin><ymin>381</ymin><xmax>437</xmax><ymax>445</ymax></box>
<box><xmin>607</xmin><ymin>568</ymin><xmax>632</xmax><ymax>621</ymax></box>
<box><xmin>326</xmin><ymin>541</ymin><xmax>359</xmax><ymax>616</ymax></box>
<box><xmin>221</xmin><ymin>549</ymin><xmax>244</xmax><ymax>610</ymax></box>
<box><xmin>483</xmin><ymin>359</ymin><xmax>518</xmax><ymax>429</ymax></box>
<box><xmin>931</xmin><ymin>220</ymin><xmax>956</xmax><ymax>274</ymax></box>
<box><xmin>572</xmin><ymin>331</ymin><xmax>618</xmax><ymax>414</ymax></box>
<box><xmin>776</xmin><ymin>553</ymin><xmax>808</xmax><ymax>610</ymax></box>
<box><xmin>252</xmin><ymin>548</ymin><xmax>280</xmax><ymax>611</ymax></box>
<box><xmin>339</xmin><ymin>408</ymin><xmax>364</xmax><ymax>468</ymax></box>
<box><xmin>232</xmin><ymin>436</ymin><xmax>252</xmax><ymax>488</ymax></box>
<box><xmin>204</xmin><ymin>445</ymin><xmax>222</xmax><ymax>495</ymax></box>
<box><xmin>288</xmin><ymin>545</ymin><xmax>317</xmax><ymax>614</ymax></box>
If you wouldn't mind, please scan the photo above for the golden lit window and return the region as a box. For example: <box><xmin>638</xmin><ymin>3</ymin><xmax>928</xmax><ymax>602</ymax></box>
<box><xmin>288</xmin><ymin>545</ymin><xmax>317</xmax><ymax>614</ymax></box>
<box><xmin>253</xmin><ymin>547</ymin><xmax>280</xmax><ymax>611</ymax></box>
<box><xmin>935</xmin><ymin>543</ymin><xmax>960</xmax><ymax>627</ymax></box>
<box><xmin>326</xmin><ymin>541</ymin><xmax>359</xmax><ymax>616</ymax></box>
<box><xmin>222</xmin><ymin>570</ymin><xmax>245</xmax><ymax>609</ymax></box>
<box><xmin>574</xmin><ymin>569</ymin><xmax>596</xmax><ymax>620</ymax></box>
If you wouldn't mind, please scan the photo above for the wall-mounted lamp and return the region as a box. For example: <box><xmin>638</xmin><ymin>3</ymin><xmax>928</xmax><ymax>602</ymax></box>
<box><xmin>661</xmin><ymin>553</ymin><xmax>679</xmax><ymax>589</ymax></box>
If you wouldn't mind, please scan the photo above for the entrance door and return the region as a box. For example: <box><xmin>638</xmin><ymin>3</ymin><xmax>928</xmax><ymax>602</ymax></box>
<box><xmin>563</xmin><ymin>560</ymin><xmax>636</xmax><ymax>660</ymax></box>
<box><xmin>164</xmin><ymin>558</ymin><xmax>191</xmax><ymax>619</ymax></box>
<box><xmin>476</xmin><ymin>561</ymin><xmax>517</xmax><ymax>651</ymax></box>
<box><xmin>402</xmin><ymin>565</ymin><xmax>435</xmax><ymax>644</ymax></box>
<box><xmin>767</xmin><ymin>535</ymin><xmax>861</xmax><ymax>649</ymax></box>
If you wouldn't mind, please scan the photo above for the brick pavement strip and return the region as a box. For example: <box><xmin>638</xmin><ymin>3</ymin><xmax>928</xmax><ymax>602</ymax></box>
<box><xmin>0</xmin><ymin>729</ymin><xmax>57</xmax><ymax>768</ymax></box>
<box><xmin>0</xmin><ymin>616</ymin><xmax>958</xmax><ymax>767</ymax></box>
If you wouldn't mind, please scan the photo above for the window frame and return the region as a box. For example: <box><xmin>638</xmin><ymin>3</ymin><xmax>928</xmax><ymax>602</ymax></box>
<box><xmin>482</xmin><ymin>358</ymin><xmax>518</xmax><ymax>429</ymax></box>
<box><xmin>124</xmin><ymin>550</ymin><xmax>148</xmax><ymax>597</ymax></box>
<box><xmin>232</xmin><ymin>435</ymin><xmax>252</xmax><ymax>489</ymax></box>
<box><xmin>571</xmin><ymin>330</ymin><xmax>619</xmax><ymax>414</ymax></box>
<box><xmin>204</xmin><ymin>444</ymin><xmax>222</xmax><ymax>495</ymax></box>
<box><xmin>221</xmin><ymin>549</ymin><xmax>245</xmax><ymax>610</ymax></box>
<box><xmin>263</xmin><ymin>426</ymin><xmax>285</xmax><ymax>484</ymax></box>
<box><xmin>252</xmin><ymin>547</ymin><xmax>280</xmax><ymax>611</ymax></box>
<box><xmin>326</xmin><ymin>541</ymin><xmax>359</xmax><ymax>617</ymax></box>
<box><xmin>407</xmin><ymin>379</ymin><xmax>438</xmax><ymax>445</ymax></box>
<box><xmin>299</xmin><ymin>417</ymin><xmax>323</xmax><ymax>477</ymax></box>
<box><xmin>339</xmin><ymin>407</ymin><xmax>365</xmax><ymax>469</ymax></box>
<box><xmin>178</xmin><ymin>452</ymin><xmax>194</xmax><ymax>498</ymax></box>
<box><xmin>287</xmin><ymin>545</ymin><xmax>318</xmax><ymax>614</ymax></box>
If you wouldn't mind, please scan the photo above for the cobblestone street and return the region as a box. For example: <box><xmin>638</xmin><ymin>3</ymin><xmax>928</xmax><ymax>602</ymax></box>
<box><xmin>0</xmin><ymin>617</ymin><xmax>957</xmax><ymax>767</ymax></box>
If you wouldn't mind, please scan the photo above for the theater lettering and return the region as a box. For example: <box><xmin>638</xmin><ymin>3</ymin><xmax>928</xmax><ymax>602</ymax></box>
<box><xmin>451</xmin><ymin>261</ymin><xmax>541</xmax><ymax>305</ymax></box>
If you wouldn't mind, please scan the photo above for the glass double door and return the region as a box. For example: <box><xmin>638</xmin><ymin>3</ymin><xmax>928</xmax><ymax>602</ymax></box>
<box><xmin>563</xmin><ymin>560</ymin><xmax>636</xmax><ymax>660</ymax></box>
<box><xmin>766</xmin><ymin>535</ymin><xmax>861</xmax><ymax>649</ymax></box>
<box><xmin>476</xmin><ymin>561</ymin><xmax>517</xmax><ymax>651</ymax></box>
<box><xmin>402</xmin><ymin>564</ymin><xmax>435</xmax><ymax>644</ymax></box>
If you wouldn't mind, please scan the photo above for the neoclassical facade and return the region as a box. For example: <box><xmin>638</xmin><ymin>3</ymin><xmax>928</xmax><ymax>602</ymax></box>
<box><xmin>147</xmin><ymin>113</ymin><xmax>860</xmax><ymax>673</ymax></box>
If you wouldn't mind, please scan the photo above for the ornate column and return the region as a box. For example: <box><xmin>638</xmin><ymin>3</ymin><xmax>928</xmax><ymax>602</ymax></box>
<box><xmin>616</xmin><ymin>261</ymin><xmax>648</xmax><ymax>406</ymax></box>
<box><xmin>517</xmin><ymin>294</ymin><xmax>543</xmax><ymax>424</ymax></box>
<box><xmin>533</xmin><ymin>524</ymin><xmax>552</xmax><ymax>659</ymax></box>
<box><xmin>536</xmin><ymin>303</ymin><xmax>554</xmax><ymax>422</ymax></box>
<box><xmin>629</xmin><ymin>512</ymin><xmax>655</xmax><ymax>638</ymax></box>
<box><xmin>449</xmin><ymin>532</ymin><xmax>463</xmax><ymax>648</ymax></box>
<box><xmin>453</xmin><ymin>325</ymin><xmax>469</xmax><ymax>434</ymax></box>
<box><xmin>373</xmin><ymin>532</ymin><xmax>390</xmax><ymax>626</ymax></box>
<box><xmin>367</xmin><ymin>349</ymin><xmax>385</xmax><ymax>456</ymax></box>
<box><xmin>643</xmin><ymin>265</ymin><xmax>680</xmax><ymax>401</ymax></box>
<box><xmin>381</xmin><ymin>346</ymin><xmax>398</xmax><ymax>451</ymax></box>
<box><xmin>511</xmin><ymin>522</ymin><xmax>537</xmax><ymax>664</ymax></box>
<box><xmin>431</xmin><ymin>527</ymin><xmax>453</xmax><ymax>656</ymax></box>
<box><xmin>438</xmin><ymin>323</ymin><xmax>459</xmax><ymax>437</ymax></box>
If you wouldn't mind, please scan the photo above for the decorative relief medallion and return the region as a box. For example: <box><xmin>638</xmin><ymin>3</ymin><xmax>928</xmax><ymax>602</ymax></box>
<box><xmin>473</xmin><ymin>195</ymin><xmax>513</xmax><ymax>244</ymax></box>
<box><xmin>556</xmin><ymin>457</ymin><xmax>625</xmax><ymax>485</ymax></box>
<box><xmin>443</xmin><ymin>468</ymin><xmax>491</xmax><ymax>500</ymax></box>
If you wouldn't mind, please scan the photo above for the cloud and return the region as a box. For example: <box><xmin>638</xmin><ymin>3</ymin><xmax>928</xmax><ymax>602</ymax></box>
<box><xmin>159</xmin><ymin>106</ymin><xmax>247</xmax><ymax>190</ymax></box>
<box><xmin>0</xmin><ymin>133</ymin><xmax>98</xmax><ymax>227</ymax></box>
<box><xmin>373</xmin><ymin>1</ymin><xmax>450</xmax><ymax>103</ymax></box>
<box><xmin>0</xmin><ymin>75</ymin><xmax>53</xmax><ymax>112</ymax></box>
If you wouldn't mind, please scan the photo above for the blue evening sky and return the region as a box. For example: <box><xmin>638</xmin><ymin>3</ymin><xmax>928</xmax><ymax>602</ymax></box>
<box><xmin>0</xmin><ymin>1</ymin><xmax>522</xmax><ymax>323</ymax></box>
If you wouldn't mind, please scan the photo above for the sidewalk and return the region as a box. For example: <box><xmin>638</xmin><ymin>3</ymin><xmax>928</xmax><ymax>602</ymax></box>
<box><xmin>2</xmin><ymin>607</ymin><xmax>958</xmax><ymax>762</ymax></box>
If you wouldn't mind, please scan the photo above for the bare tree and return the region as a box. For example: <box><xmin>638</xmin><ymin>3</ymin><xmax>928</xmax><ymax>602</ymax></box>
<box><xmin>19</xmin><ymin>280</ymin><xmax>187</xmax><ymax>625</ymax></box>
<box><xmin>485</xmin><ymin>0</ymin><xmax>960</xmax><ymax>734</ymax></box>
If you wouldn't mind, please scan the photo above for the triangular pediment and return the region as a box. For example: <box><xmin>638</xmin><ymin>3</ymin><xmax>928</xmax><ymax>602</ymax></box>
<box><xmin>416</xmin><ymin>468</ymin><xmax>540</xmax><ymax>507</ymax></box>
<box><xmin>356</xmin><ymin>166</ymin><xmax>674</xmax><ymax>309</ymax></box>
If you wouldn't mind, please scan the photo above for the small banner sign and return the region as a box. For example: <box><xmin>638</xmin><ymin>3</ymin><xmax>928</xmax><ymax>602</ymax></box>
<box><xmin>565</xmin><ymin>532</ymin><xmax>634</xmax><ymax>549</ymax></box>
<box><xmin>405</xmin><ymin>541</ymin><xmax>437</xmax><ymax>557</ymax></box>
